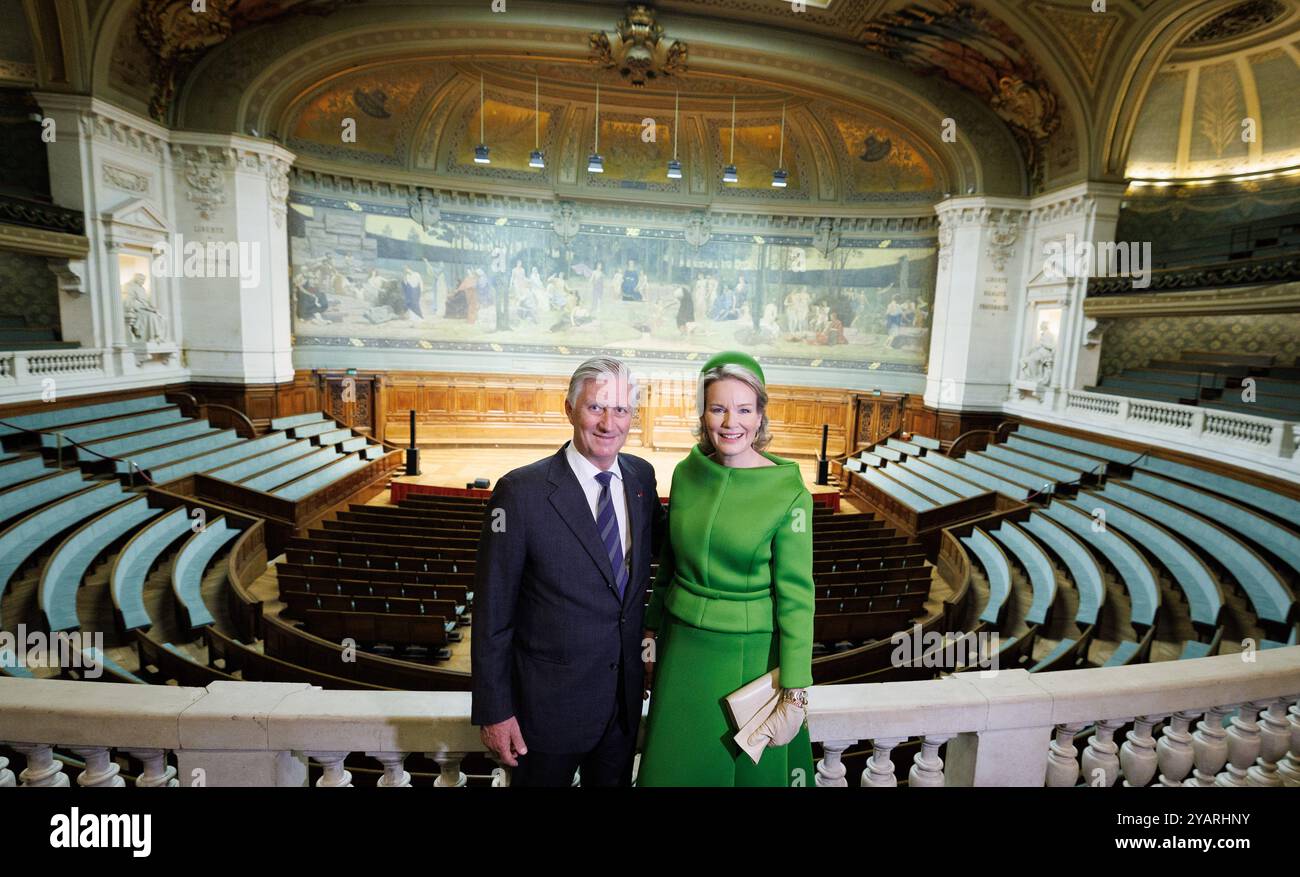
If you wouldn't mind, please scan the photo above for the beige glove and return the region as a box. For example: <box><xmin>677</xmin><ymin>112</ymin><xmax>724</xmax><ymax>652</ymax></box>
<box><xmin>746</xmin><ymin>689</ymin><xmax>807</xmax><ymax>749</ymax></box>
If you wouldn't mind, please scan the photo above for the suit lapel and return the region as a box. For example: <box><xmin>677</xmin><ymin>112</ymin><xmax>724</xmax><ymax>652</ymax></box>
<box><xmin>547</xmin><ymin>444</ymin><xmax>616</xmax><ymax>591</ymax></box>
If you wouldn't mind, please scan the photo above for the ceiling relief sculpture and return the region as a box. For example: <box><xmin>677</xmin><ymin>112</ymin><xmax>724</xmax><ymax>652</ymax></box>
<box><xmin>117</xmin><ymin>0</ymin><xmax>346</xmax><ymax>122</ymax></box>
<box><xmin>1184</xmin><ymin>0</ymin><xmax>1290</xmax><ymax>46</ymax></box>
<box><xmin>861</xmin><ymin>0</ymin><xmax>1063</xmax><ymax>186</ymax></box>
<box><xmin>589</xmin><ymin>3</ymin><xmax>688</xmax><ymax>87</ymax></box>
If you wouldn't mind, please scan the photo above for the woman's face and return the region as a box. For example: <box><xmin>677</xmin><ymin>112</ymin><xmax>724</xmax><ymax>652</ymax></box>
<box><xmin>704</xmin><ymin>377</ymin><xmax>761</xmax><ymax>455</ymax></box>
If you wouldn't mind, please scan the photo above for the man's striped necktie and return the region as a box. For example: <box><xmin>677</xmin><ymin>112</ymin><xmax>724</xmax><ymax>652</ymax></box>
<box><xmin>594</xmin><ymin>470</ymin><xmax>628</xmax><ymax>598</ymax></box>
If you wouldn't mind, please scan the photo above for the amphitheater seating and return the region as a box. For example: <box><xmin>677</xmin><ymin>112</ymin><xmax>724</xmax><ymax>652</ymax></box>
<box><xmin>1097</xmin><ymin>481</ymin><xmax>1293</xmax><ymax>629</ymax></box>
<box><xmin>1126</xmin><ymin>470</ymin><xmax>1300</xmax><ymax>578</ymax></box>
<box><xmin>862</xmin><ymin>467</ymin><xmax>938</xmax><ymax>511</ymax></box>
<box><xmin>204</xmin><ymin>624</ymin><xmax>393</xmax><ymax>689</ymax></box>
<box><xmin>1076</xmin><ymin>490</ymin><xmax>1224</xmax><ymax>630</ymax></box>
<box><xmin>133</xmin><ymin>631</ymin><xmax>234</xmax><ymax>686</ymax></box>
<box><xmin>147</xmin><ymin>431</ymin><xmax>293</xmax><ymax>483</ymax></box>
<box><xmin>1088</xmin><ymin>351</ymin><xmax>1300</xmax><ymax>420</ymax></box>
<box><xmin>0</xmin><ymin>469</ymin><xmax>87</xmax><ymax>526</ymax></box>
<box><xmin>81</xmin><ymin>647</ymin><xmax>147</xmax><ymax>684</ymax></box>
<box><xmin>961</xmin><ymin>527</ymin><xmax>1011</xmax><ymax>626</ymax></box>
<box><xmin>1134</xmin><ymin>455</ymin><xmax>1300</xmax><ymax>523</ymax></box>
<box><xmin>961</xmin><ymin>453</ymin><xmax>1056</xmax><ymax>495</ymax></box>
<box><xmin>990</xmin><ymin>521</ymin><xmax>1056</xmax><ymax>626</ymax></box>
<box><xmin>273</xmin><ymin>453</ymin><xmax>367</xmax><ymax>500</ymax></box>
<box><xmin>41</xmin><ymin>495</ymin><xmax>164</xmax><ymax>631</ymax></box>
<box><xmin>1022</xmin><ymin>512</ymin><xmax>1104</xmax><ymax>628</ymax></box>
<box><xmin>900</xmin><ymin>457</ymin><xmax>984</xmax><ymax>498</ymax></box>
<box><xmin>880</xmin><ymin>464</ymin><xmax>962</xmax><ymax>506</ymax></box>
<box><xmin>239</xmin><ymin>446</ymin><xmax>339</xmax><ymax>491</ymax></box>
<box><xmin>38</xmin><ymin>405</ymin><xmax>186</xmax><ymax>447</ymax></box>
<box><xmin>0</xmin><ymin>481</ymin><xmax>129</xmax><ymax>627</ymax></box>
<box><xmin>982</xmin><ymin>444</ymin><xmax>1085</xmax><ymax>485</ymax></box>
<box><xmin>0</xmin><ymin>454</ymin><xmax>51</xmax><ymax>489</ymax></box>
<box><xmin>1004</xmin><ymin>434</ymin><xmax>1108</xmax><ymax>476</ymax></box>
<box><xmin>0</xmin><ymin>394</ymin><xmax>170</xmax><ymax>439</ymax></box>
<box><xmin>924</xmin><ymin>451</ymin><xmax>1031</xmax><ymax>500</ymax></box>
<box><xmin>84</xmin><ymin>419</ymin><xmax>217</xmax><ymax>465</ymax></box>
<box><xmin>1041</xmin><ymin>500</ymin><xmax>1160</xmax><ymax>629</ymax></box>
<box><xmin>111</xmin><ymin>506</ymin><xmax>194</xmax><ymax>631</ymax></box>
<box><xmin>206</xmin><ymin>439</ymin><xmax>321</xmax><ymax>483</ymax></box>
<box><xmin>172</xmin><ymin>516</ymin><xmax>242</xmax><ymax>629</ymax></box>
<box><xmin>110</xmin><ymin>428</ymin><xmax>240</xmax><ymax>473</ymax></box>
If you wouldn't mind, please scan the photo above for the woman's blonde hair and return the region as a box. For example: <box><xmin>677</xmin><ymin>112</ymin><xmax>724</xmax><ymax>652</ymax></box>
<box><xmin>693</xmin><ymin>363</ymin><xmax>772</xmax><ymax>456</ymax></box>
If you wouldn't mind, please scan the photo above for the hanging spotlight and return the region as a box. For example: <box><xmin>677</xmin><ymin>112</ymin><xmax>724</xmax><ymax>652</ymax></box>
<box><xmin>474</xmin><ymin>73</ymin><xmax>490</xmax><ymax>164</ymax></box>
<box><xmin>722</xmin><ymin>94</ymin><xmax>738</xmax><ymax>184</ymax></box>
<box><xmin>772</xmin><ymin>99</ymin><xmax>788</xmax><ymax>188</ymax></box>
<box><xmin>587</xmin><ymin>81</ymin><xmax>605</xmax><ymax>173</ymax></box>
<box><xmin>667</xmin><ymin>90</ymin><xmax>682</xmax><ymax>179</ymax></box>
<box><xmin>529</xmin><ymin>75</ymin><xmax>545</xmax><ymax>169</ymax></box>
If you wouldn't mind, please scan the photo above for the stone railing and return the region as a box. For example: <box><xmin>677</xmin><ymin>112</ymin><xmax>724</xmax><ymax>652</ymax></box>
<box><xmin>1060</xmin><ymin>389</ymin><xmax>1296</xmax><ymax>461</ymax></box>
<box><xmin>0</xmin><ymin>349</ymin><xmax>106</xmax><ymax>387</ymax></box>
<box><xmin>2</xmin><ymin>649</ymin><xmax>1298</xmax><ymax>787</ymax></box>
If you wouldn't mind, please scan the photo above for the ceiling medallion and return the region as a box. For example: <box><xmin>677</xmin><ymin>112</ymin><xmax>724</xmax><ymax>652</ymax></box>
<box><xmin>1185</xmin><ymin>0</ymin><xmax>1287</xmax><ymax>46</ymax></box>
<box><xmin>589</xmin><ymin>4</ymin><xmax>688</xmax><ymax>87</ymax></box>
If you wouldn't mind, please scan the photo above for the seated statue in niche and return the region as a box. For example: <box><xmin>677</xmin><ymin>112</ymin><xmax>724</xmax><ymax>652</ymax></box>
<box><xmin>123</xmin><ymin>273</ymin><xmax>167</xmax><ymax>343</ymax></box>
<box><xmin>1019</xmin><ymin>320</ymin><xmax>1056</xmax><ymax>384</ymax></box>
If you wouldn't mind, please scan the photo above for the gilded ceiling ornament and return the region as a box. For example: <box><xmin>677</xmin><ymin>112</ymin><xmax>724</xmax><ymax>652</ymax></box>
<box><xmin>1185</xmin><ymin>0</ymin><xmax>1287</xmax><ymax>45</ymax></box>
<box><xmin>589</xmin><ymin>4</ymin><xmax>688</xmax><ymax>87</ymax></box>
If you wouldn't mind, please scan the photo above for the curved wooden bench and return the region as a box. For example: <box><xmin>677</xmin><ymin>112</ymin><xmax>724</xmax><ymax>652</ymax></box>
<box><xmin>0</xmin><ymin>469</ymin><xmax>87</xmax><ymax>527</ymax></box>
<box><xmin>1100</xmin><ymin>480</ymin><xmax>1293</xmax><ymax>629</ymax></box>
<box><xmin>172</xmin><ymin>515</ymin><xmax>242</xmax><ymax>629</ymax></box>
<box><xmin>991</xmin><ymin>521</ymin><xmax>1056</xmax><ymax>626</ymax></box>
<box><xmin>38</xmin><ymin>405</ymin><xmax>185</xmax><ymax>447</ymax></box>
<box><xmin>1134</xmin><ymin>456</ymin><xmax>1300</xmax><ymax>524</ymax></box>
<box><xmin>1042</xmin><ymin>500</ymin><xmax>1161</xmax><ymax>630</ymax></box>
<box><xmin>0</xmin><ymin>454</ymin><xmax>50</xmax><ymax>489</ymax></box>
<box><xmin>40</xmin><ymin>495</ymin><xmax>163</xmax><ymax>632</ymax></box>
<box><xmin>0</xmin><ymin>393</ymin><xmax>169</xmax><ymax>438</ymax></box>
<box><xmin>110</xmin><ymin>506</ymin><xmax>193</xmax><ymax>631</ymax></box>
<box><xmin>963</xmin><ymin>453</ymin><xmax>1056</xmax><ymax>494</ymax></box>
<box><xmin>241</xmin><ymin>447</ymin><xmax>339</xmax><ymax>492</ymax></box>
<box><xmin>147</xmin><ymin>430</ymin><xmax>294</xmax><ymax>483</ymax></box>
<box><xmin>1014</xmin><ymin>425</ymin><xmax>1140</xmax><ymax>466</ymax></box>
<box><xmin>206</xmin><ymin>438</ymin><xmax>319</xmax><ymax>483</ymax></box>
<box><xmin>85</xmin><ymin>419</ymin><xmax>215</xmax><ymax>464</ymax></box>
<box><xmin>113</xmin><ymin>428</ymin><xmax>238</xmax><ymax>473</ymax></box>
<box><xmin>1078</xmin><ymin>489</ymin><xmax>1224</xmax><ymax>631</ymax></box>
<box><xmin>1023</xmin><ymin>512</ymin><xmax>1105</xmax><ymax>627</ymax></box>
<box><xmin>961</xmin><ymin>527</ymin><xmax>1013</xmax><ymax>626</ymax></box>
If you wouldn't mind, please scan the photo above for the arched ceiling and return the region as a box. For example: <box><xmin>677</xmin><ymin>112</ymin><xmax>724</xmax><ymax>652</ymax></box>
<box><xmin>1125</xmin><ymin>0</ymin><xmax>1300</xmax><ymax>181</ymax></box>
<box><xmin>0</xmin><ymin>0</ymin><xmax>1281</xmax><ymax>196</ymax></box>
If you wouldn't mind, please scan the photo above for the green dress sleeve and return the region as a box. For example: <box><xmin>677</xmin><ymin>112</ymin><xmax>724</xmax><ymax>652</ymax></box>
<box><xmin>773</xmin><ymin>488</ymin><xmax>815</xmax><ymax>688</ymax></box>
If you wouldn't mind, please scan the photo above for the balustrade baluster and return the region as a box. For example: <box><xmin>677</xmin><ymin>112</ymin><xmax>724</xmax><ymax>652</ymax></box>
<box><xmin>909</xmin><ymin>734</ymin><xmax>951</xmax><ymax>787</ymax></box>
<box><xmin>1246</xmin><ymin>700</ymin><xmax>1287</xmax><ymax>787</ymax></box>
<box><xmin>815</xmin><ymin>739</ymin><xmax>854</xmax><ymax>787</ymax></box>
<box><xmin>429</xmin><ymin>751</ymin><xmax>466</xmax><ymax>787</ymax></box>
<box><xmin>1082</xmin><ymin>718</ymin><xmax>1127</xmax><ymax>787</ymax></box>
<box><xmin>1120</xmin><ymin>715</ymin><xmax>1162</xmax><ymax>787</ymax></box>
<box><xmin>69</xmin><ymin>747</ymin><xmax>125</xmax><ymax>788</ymax></box>
<box><xmin>1046</xmin><ymin>722</ymin><xmax>1088</xmax><ymax>787</ymax></box>
<box><xmin>0</xmin><ymin>755</ymin><xmax>14</xmax><ymax>787</ymax></box>
<box><xmin>861</xmin><ymin>737</ymin><xmax>904</xmax><ymax>787</ymax></box>
<box><xmin>1186</xmin><ymin>704</ymin><xmax>1233</xmax><ymax>786</ymax></box>
<box><xmin>366</xmin><ymin>751</ymin><xmax>411</xmax><ymax>787</ymax></box>
<box><xmin>1216</xmin><ymin>701</ymin><xmax>1266</xmax><ymax>787</ymax></box>
<box><xmin>126</xmin><ymin>749</ymin><xmax>178</xmax><ymax>787</ymax></box>
<box><xmin>1278</xmin><ymin>700</ymin><xmax>1300</xmax><ymax>788</ymax></box>
<box><xmin>1155</xmin><ymin>710</ymin><xmax>1199</xmax><ymax>786</ymax></box>
<box><xmin>305</xmin><ymin>751</ymin><xmax>354</xmax><ymax>787</ymax></box>
<box><xmin>13</xmin><ymin>743</ymin><xmax>69</xmax><ymax>787</ymax></box>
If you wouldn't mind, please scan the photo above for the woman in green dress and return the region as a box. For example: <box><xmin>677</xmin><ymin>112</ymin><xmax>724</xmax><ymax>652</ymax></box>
<box><xmin>638</xmin><ymin>351</ymin><xmax>816</xmax><ymax>787</ymax></box>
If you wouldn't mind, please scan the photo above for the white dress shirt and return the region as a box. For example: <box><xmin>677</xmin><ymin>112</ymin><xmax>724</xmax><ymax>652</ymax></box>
<box><xmin>565</xmin><ymin>440</ymin><xmax>631</xmax><ymax>564</ymax></box>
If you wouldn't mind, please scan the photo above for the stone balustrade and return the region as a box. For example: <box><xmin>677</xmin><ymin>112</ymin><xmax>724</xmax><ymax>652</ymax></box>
<box><xmin>1</xmin><ymin>649</ymin><xmax>1298</xmax><ymax>787</ymax></box>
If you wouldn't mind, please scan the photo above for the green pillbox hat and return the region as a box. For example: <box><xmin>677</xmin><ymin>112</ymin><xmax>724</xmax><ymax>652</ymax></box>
<box><xmin>700</xmin><ymin>350</ymin><xmax>765</xmax><ymax>386</ymax></box>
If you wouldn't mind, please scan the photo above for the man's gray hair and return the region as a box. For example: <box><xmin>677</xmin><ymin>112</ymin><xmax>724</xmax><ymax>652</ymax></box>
<box><xmin>566</xmin><ymin>356</ymin><xmax>639</xmax><ymax>410</ymax></box>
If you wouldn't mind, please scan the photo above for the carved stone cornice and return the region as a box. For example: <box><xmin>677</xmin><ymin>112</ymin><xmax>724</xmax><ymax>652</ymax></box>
<box><xmin>0</xmin><ymin>195</ymin><xmax>86</xmax><ymax>236</ymax></box>
<box><xmin>1086</xmin><ymin>256</ymin><xmax>1300</xmax><ymax>298</ymax></box>
<box><xmin>0</xmin><ymin>221</ymin><xmax>89</xmax><ymax>259</ymax></box>
<box><xmin>1083</xmin><ymin>278</ymin><xmax>1300</xmax><ymax>317</ymax></box>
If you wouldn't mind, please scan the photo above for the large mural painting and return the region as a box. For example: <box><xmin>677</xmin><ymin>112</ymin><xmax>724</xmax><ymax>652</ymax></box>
<box><xmin>288</xmin><ymin>192</ymin><xmax>938</xmax><ymax>372</ymax></box>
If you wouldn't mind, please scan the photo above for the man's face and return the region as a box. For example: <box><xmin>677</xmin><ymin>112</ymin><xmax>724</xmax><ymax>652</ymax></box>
<box><xmin>565</xmin><ymin>374</ymin><xmax>633</xmax><ymax>469</ymax></box>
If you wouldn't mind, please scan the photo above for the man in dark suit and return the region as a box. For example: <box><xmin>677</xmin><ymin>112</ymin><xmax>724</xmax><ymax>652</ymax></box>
<box><xmin>471</xmin><ymin>356</ymin><xmax>667</xmax><ymax>786</ymax></box>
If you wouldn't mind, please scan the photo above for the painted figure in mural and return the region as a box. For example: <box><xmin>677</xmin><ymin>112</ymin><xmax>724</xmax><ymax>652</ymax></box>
<box><xmin>360</xmin><ymin>269</ymin><xmax>385</xmax><ymax>304</ymax></box>
<box><xmin>589</xmin><ymin>262</ymin><xmax>606</xmax><ymax>316</ymax></box>
<box><xmin>708</xmin><ymin>284</ymin><xmax>739</xmax><ymax>322</ymax></box>
<box><xmin>511</xmin><ymin>260</ymin><xmax>528</xmax><ymax>305</ymax></box>
<box><xmin>123</xmin><ymin>273</ymin><xmax>167</xmax><ymax>342</ymax></box>
<box><xmin>621</xmin><ymin>259</ymin><xmax>643</xmax><ymax>301</ymax></box>
<box><xmin>423</xmin><ymin>258</ymin><xmax>439</xmax><ymax>316</ymax></box>
<box><xmin>759</xmin><ymin>302</ymin><xmax>781</xmax><ymax>341</ymax></box>
<box><xmin>401</xmin><ymin>266</ymin><xmax>425</xmax><ymax>322</ymax></box>
<box><xmin>674</xmin><ymin>285</ymin><xmax>695</xmax><ymax>335</ymax></box>
<box><xmin>476</xmin><ymin>269</ymin><xmax>497</xmax><ymax>330</ymax></box>
<box><xmin>885</xmin><ymin>296</ymin><xmax>903</xmax><ymax>336</ymax></box>
<box><xmin>914</xmin><ymin>300</ymin><xmax>930</xmax><ymax>328</ymax></box>
<box><xmin>820</xmin><ymin>312</ymin><xmax>847</xmax><ymax>346</ymax></box>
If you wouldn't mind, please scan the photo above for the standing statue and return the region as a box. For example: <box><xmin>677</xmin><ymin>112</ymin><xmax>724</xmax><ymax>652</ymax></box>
<box><xmin>123</xmin><ymin>273</ymin><xmax>167</xmax><ymax>343</ymax></box>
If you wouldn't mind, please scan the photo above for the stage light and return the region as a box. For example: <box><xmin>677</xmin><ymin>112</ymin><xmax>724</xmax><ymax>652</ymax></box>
<box><xmin>723</xmin><ymin>164</ymin><xmax>738</xmax><ymax>184</ymax></box>
<box><xmin>667</xmin><ymin>158</ymin><xmax>682</xmax><ymax>179</ymax></box>
<box><xmin>589</xmin><ymin>81</ymin><xmax>604</xmax><ymax>174</ymax></box>
<box><xmin>667</xmin><ymin>90</ymin><xmax>682</xmax><ymax>179</ymax></box>
<box><xmin>723</xmin><ymin>94</ymin><xmax>737</xmax><ymax>185</ymax></box>
<box><xmin>771</xmin><ymin>99</ymin><xmax>787</xmax><ymax>188</ymax></box>
<box><xmin>474</xmin><ymin>144</ymin><xmax>491</xmax><ymax>164</ymax></box>
<box><xmin>529</xmin><ymin>150</ymin><xmax>545</xmax><ymax>169</ymax></box>
<box><xmin>529</xmin><ymin>76</ymin><xmax>545</xmax><ymax>169</ymax></box>
<box><xmin>588</xmin><ymin>153</ymin><xmax>605</xmax><ymax>173</ymax></box>
<box><xmin>771</xmin><ymin>168</ymin><xmax>788</xmax><ymax>187</ymax></box>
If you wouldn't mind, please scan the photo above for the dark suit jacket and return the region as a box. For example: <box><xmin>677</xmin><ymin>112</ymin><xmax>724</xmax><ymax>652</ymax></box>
<box><xmin>470</xmin><ymin>441</ymin><xmax>667</xmax><ymax>754</ymax></box>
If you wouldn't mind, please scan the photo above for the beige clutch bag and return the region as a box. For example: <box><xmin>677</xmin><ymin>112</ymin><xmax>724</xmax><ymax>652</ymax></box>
<box><xmin>724</xmin><ymin>669</ymin><xmax>781</xmax><ymax>765</ymax></box>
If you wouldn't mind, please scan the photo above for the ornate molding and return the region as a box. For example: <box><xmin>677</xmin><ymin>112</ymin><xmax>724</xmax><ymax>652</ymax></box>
<box><xmin>683</xmin><ymin>211</ymin><xmax>712</xmax><ymax>249</ymax></box>
<box><xmin>589</xmin><ymin>3</ymin><xmax>688</xmax><ymax>87</ymax></box>
<box><xmin>266</xmin><ymin>157</ymin><xmax>291</xmax><ymax>228</ymax></box>
<box><xmin>47</xmin><ymin>259</ymin><xmax>90</xmax><ymax>299</ymax></box>
<box><xmin>0</xmin><ymin>196</ymin><xmax>86</xmax><ymax>236</ymax></box>
<box><xmin>986</xmin><ymin>221</ymin><xmax>1021</xmax><ymax>273</ymax></box>
<box><xmin>1084</xmin><ymin>277</ymin><xmax>1300</xmax><ymax>316</ymax></box>
<box><xmin>0</xmin><ymin>222</ymin><xmax>88</xmax><ymax>260</ymax></box>
<box><xmin>102</xmin><ymin>163</ymin><xmax>151</xmax><ymax>195</ymax></box>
